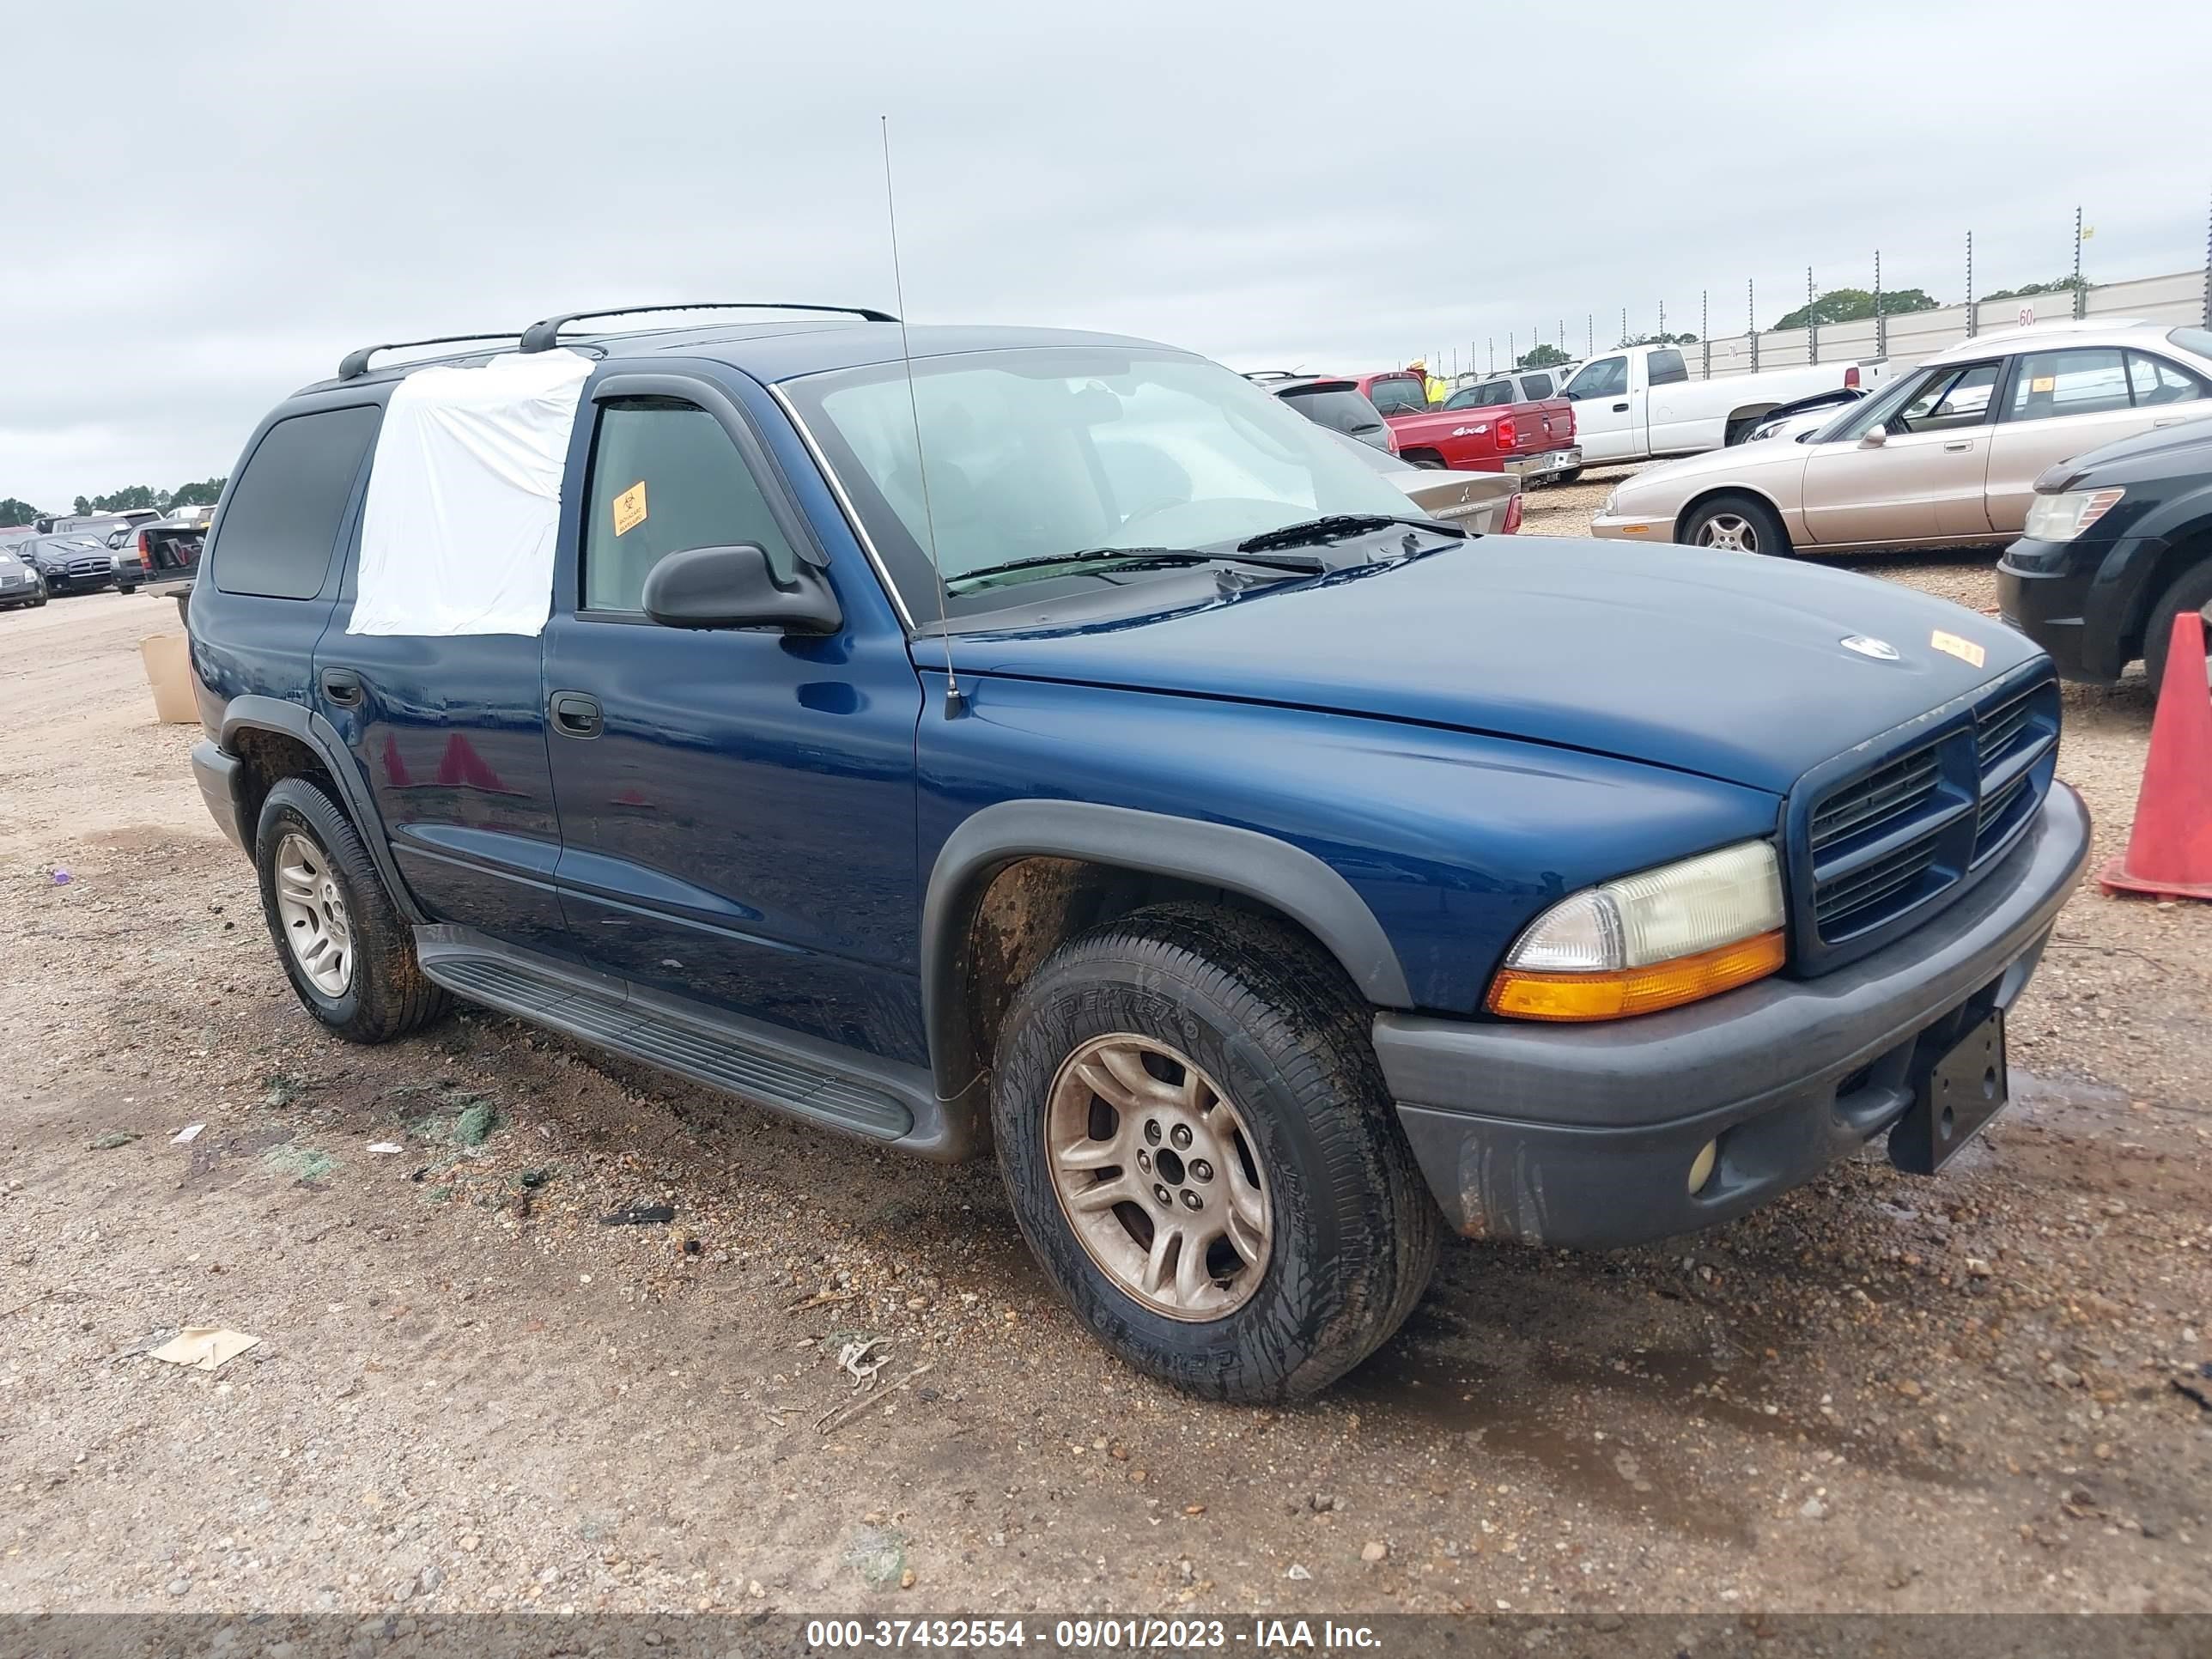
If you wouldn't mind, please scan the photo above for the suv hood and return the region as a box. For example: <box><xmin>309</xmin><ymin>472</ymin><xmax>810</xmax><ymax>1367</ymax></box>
<box><xmin>922</xmin><ymin>539</ymin><xmax>2042</xmax><ymax>794</ymax></box>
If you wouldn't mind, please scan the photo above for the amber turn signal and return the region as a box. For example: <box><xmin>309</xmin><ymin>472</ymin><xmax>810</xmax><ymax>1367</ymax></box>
<box><xmin>1486</xmin><ymin>929</ymin><xmax>1787</xmax><ymax>1022</ymax></box>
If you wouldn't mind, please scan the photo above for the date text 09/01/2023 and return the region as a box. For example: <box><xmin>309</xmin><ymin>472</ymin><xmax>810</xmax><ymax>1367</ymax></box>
<box><xmin>804</xmin><ymin>1617</ymin><xmax>1384</xmax><ymax>1650</ymax></box>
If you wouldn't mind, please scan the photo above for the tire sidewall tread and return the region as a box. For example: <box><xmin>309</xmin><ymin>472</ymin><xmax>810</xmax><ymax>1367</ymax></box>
<box><xmin>992</xmin><ymin>903</ymin><xmax>1440</xmax><ymax>1401</ymax></box>
<box><xmin>252</xmin><ymin>776</ymin><xmax>446</xmax><ymax>1044</ymax></box>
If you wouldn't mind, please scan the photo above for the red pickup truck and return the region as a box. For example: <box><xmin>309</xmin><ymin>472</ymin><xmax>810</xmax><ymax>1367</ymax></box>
<box><xmin>1361</xmin><ymin>371</ymin><xmax>1582</xmax><ymax>484</ymax></box>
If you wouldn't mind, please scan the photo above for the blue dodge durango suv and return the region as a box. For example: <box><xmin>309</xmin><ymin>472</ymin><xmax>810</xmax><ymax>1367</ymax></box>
<box><xmin>186</xmin><ymin>303</ymin><xmax>2091</xmax><ymax>1400</ymax></box>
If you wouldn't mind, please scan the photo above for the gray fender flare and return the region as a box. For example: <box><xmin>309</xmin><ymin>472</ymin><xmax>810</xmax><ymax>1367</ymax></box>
<box><xmin>921</xmin><ymin>799</ymin><xmax>1413</xmax><ymax>1107</ymax></box>
<box><xmin>219</xmin><ymin>694</ymin><xmax>427</xmax><ymax>924</ymax></box>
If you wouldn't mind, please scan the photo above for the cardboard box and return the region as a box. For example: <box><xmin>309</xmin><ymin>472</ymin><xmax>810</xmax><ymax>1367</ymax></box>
<box><xmin>139</xmin><ymin>632</ymin><xmax>198</xmax><ymax>724</ymax></box>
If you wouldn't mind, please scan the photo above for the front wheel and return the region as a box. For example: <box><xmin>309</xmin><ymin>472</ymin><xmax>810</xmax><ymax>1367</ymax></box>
<box><xmin>2142</xmin><ymin>560</ymin><xmax>2212</xmax><ymax>700</ymax></box>
<box><xmin>991</xmin><ymin>903</ymin><xmax>1441</xmax><ymax>1401</ymax></box>
<box><xmin>1680</xmin><ymin>493</ymin><xmax>1791</xmax><ymax>556</ymax></box>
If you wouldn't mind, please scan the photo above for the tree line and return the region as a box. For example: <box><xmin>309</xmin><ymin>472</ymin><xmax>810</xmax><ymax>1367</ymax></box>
<box><xmin>0</xmin><ymin>479</ymin><xmax>228</xmax><ymax>526</ymax></box>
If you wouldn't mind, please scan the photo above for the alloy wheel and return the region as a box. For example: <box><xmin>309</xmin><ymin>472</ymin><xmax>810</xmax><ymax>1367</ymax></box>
<box><xmin>1044</xmin><ymin>1033</ymin><xmax>1273</xmax><ymax>1321</ymax></box>
<box><xmin>271</xmin><ymin>831</ymin><xmax>353</xmax><ymax>996</ymax></box>
<box><xmin>1697</xmin><ymin>513</ymin><xmax>1759</xmax><ymax>553</ymax></box>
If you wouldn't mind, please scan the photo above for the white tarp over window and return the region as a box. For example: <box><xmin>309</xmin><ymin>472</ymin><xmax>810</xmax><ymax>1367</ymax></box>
<box><xmin>347</xmin><ymin>349</ymin><xmax>592</xmax><ymax>636</ymax></box>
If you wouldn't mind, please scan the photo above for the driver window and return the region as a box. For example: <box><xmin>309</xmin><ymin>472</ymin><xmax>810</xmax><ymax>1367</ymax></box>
<box><xmin>1567</xmin><ymin>356</ymin><xmax>1627</xmax><ymax>400</ymax></box>
<box><xmin>582</xmin><ymin>399</ymin><xmax>801</xmax><ymax>612</ymax></box>
<box><xmin>1893</xmin><ymin>363</ymin><xmax>1998</xmax><ymax>434</ymax></box>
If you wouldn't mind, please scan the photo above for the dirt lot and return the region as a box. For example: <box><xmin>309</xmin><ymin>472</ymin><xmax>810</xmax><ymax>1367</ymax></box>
<box><xmin>3</xmin><ymin>532</ymin><xmax>2209</xmax><ymax>1621</ymax></box>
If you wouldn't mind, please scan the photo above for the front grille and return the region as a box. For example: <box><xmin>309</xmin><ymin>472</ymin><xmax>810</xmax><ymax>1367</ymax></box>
<box><xmin>1977</xmin><ymin>686</ymin><xmax>2038</xmax><ymax>769</ymax></box>
<box><xmin>65</xmin><ymin>558</ymin><xmax>109</xmax><ymax>578</ymax></box>
<box><xmin>1971</xmin><ymin>678</ymin><xmax>2058</xmax><ymax>866</ymax></box>
<box><xmin>1813</xmin><ymin>829</ymin><xmax>1943</xmax><ymax>931</ymax></box>
<box><xmin>1810</xmin><ymin>748</ymin><xmax>1940</xmax><ymax>850</ymax></box>
<box><xmin>1802</xmin><ymin>667</ymin><xmax>2060</xmax><ymax>956</ymax></box>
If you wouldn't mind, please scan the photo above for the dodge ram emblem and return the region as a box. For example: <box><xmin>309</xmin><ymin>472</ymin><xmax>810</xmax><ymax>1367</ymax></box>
<box><xmin>1841</xmin><ymin>635</ymin><xmax>1901</xmax><ymax>661</ymax></box>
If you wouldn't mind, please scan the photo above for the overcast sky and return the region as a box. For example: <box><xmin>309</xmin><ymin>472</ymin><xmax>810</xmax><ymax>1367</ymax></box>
<box><xmin>3</xmin><ymin>0</ymin><xmax>2208</xmax><ymax>511</ymax></box>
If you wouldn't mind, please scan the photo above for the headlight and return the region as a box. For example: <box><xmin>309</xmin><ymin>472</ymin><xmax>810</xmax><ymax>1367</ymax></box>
<box><xmin>1486</xmin><ymin>840</ymin><xmax>1786</xmax><ymax>1022</ymax></box>
<box><xmin>1600</xmin><ymin>489</ymin><xmax>1620</xmax><ymax>517</ymax></box>
<box><xmin>2022</xmin><ymin>487</ymin><xmax>2123</xmax><ymax>543</ymax></box>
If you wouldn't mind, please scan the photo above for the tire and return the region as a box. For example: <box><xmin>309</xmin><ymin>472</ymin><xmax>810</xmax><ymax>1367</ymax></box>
<box><xmin>1551</xmin><ymin>467</ymin><xmax>1583</xmax><ymax>486</ymax></box>
<box><xmin>1680</xmin><ymin>492</ymin><xmax>1791</xmax><ymax>557</ymax></box>
<box><xmin>252</xmin><ymin>776</ymin><xmax>448</xmax><ymax>1043</ymax></box>
<box><xmin>2142</xmin><ymin>559</ymin><xmax>2212</xmax><ymax>700</ymax></box>
<box><xmin>1402</xmin><ymin>452</ymin><xmax>1447</xmax><ymax>471</ymax></box>
<box><xmin>991</xmin><ymin>902</ymin><xmax>1442</xmax><ymax>1401</ymax></box>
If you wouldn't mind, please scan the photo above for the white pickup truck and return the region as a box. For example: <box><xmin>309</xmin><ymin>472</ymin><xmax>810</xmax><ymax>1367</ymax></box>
<box><xmin>1563</xmin><ymin>343</ymin><xmax>1892</xmax><ymax>465</ymax></box>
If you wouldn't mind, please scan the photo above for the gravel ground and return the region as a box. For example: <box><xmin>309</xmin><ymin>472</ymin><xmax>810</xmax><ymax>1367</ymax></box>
<box><xmin>2</xmin><ymin>565</ymin><xmax>2208</xmax><ymax>1621</ymax></box>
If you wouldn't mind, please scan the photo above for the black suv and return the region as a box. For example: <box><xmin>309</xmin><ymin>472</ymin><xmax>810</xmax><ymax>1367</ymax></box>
<box><xmin>21</xmin><ymin>532</ymin><xmax>135</xmax><ymax>596</ymax></box>
<box><xmin>1999</xmin><ymin>413</ymin><xmax>2212</xmax><ymax>695</ymax></box>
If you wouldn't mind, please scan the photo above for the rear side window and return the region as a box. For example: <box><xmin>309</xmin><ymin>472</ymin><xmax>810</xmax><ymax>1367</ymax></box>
<box><xmin>211</xmin><ymin>405</ymin><xmax>381</xmax><ymax>599</ymax></box>
<box><xmin>1518</xmin><ymin>372</ymin><xmax>1555</xmax><ymax>399</ymax></box>
<box><xmin>2126</xmin><ymin>352</ymin><xmax>2209</xmax><ymax>406</ymax></box>
<box><xmin>2005</xmin><ymin>348</ymin><xmax>2131</xmax><ymax>423</ymax></box>
<box><xmin>1646</xmin><ymin>349</ymin><xmax>1689</xmax><ymax>386</ymax></box>
<box><xmin>1366</xmin><ymin>375</ymin><xmax>1427</xmax><ymax>415</ymax></box>
<box><xmin>1278</xmin><ymin>386</ymin><xmax>1385</xmax><ymax>438</ymax></box>
<box><xmin>1450</xmin><ymin>383</ymin><xmax>1513</xmax><ymax>409</ymax></box>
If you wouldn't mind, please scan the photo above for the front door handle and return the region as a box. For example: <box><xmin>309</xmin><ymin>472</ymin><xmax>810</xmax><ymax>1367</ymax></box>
<box><xmin>1943</xmin><ymin>440</ymin><xmax>1974</xmax><ymax>452</ymax></box>
<box><xmin>319</xmin><ymin>667</ymin><xmax>364</xmax><ymax>708</ymax></box>
<box><xmin>1611</xmin><ymin>401</ymin><xmax>1630</xmax><ymax>412</ymax></box>
<box><xmin>550</xmin><ymin>690</ymin><xmax>603</xmax><ymax>739</ymax></box>
<box><xmin>2154</xmin><ymin>417</ymin><xmax>2185</xmax><ymax>428</ymax></box>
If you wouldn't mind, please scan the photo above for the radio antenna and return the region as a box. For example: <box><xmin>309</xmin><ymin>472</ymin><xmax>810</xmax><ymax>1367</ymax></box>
<box><xmin>880</xmin><ymin>115</ymin><xmax>964</xmax><ymax>718</ymax></box>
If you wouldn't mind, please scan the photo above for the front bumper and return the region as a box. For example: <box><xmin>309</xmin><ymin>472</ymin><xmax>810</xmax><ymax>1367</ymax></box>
<box><xmin>1375</xmin><ymin>783</ymin><xmax>2090</xmax><ymax>1249</ymax></box>
<box><xmin>1996</xmin><ymin>537</ymin><xmax>2122</xmax><ymax>683</ymax></box>
<box><xmin>1588</xmin><ymin>510</ymin><xmax>1669</xmax><ymax>541</ymax></box>
<box><xmin>1505</xmin><ymin>446</ymin><xmax>1583</xmax><ymax>482</ymax></box>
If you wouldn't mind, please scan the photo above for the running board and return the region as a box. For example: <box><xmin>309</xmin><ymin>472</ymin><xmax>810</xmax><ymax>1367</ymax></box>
<box><xmin>414</xmin><ymin>928</ymin><xmax>942</xmax><ymax>1152</ymax></box>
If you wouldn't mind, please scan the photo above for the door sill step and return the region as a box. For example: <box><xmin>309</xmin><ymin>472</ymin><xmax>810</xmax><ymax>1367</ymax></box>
<box><xmin>416</xmin><ymin>929</ymin><xmax>926</xmax><ymax>1146</ymax></box>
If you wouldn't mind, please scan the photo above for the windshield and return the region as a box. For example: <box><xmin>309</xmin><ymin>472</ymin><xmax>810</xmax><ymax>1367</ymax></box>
<box><xmin>786</xmin><ymin>347</ymin><xmax>1419</xmax><ymax>619</ymax></box>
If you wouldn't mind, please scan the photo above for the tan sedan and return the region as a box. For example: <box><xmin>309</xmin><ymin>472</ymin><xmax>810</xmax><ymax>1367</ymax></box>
<box><xmin>1590</xmin><ymin>319</ymin><xmax>2212</xmax><ymax>556</ymax></box>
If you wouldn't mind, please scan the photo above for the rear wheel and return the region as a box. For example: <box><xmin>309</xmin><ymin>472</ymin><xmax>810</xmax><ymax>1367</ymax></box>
<box><xmin>1681</xmin><ymin>493</ymin><xmax>1791</xmax><ymax>557</ymax></box>
<box><xmin>991</xmin><ymin>903</ymin><xmax>1440</xmax><ymax>1401</ymax></box>
<box><xmin>253</xmin><ymin>777</ymin><xmax>448</xmax><ymax>1043</ymax></box>
<box><xmin>1402</xmin><ymin>451</ymin><xmax>1447</xmax><ymax>471</ymax></box>
<box><xmin>1551</xmin><ymin>467</ymin><xmax>1583</xmax><ymax>486</ymax></box>
<box><xmin>2142</xmin><ymin>559</ymin><xmax>2212</xmax><ymax>700</ymax></box>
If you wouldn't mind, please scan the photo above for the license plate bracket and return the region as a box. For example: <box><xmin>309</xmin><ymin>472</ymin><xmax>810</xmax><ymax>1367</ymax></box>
<box><xmin>1890</xmin><ymin>1011</ymin><xmax>2008</xmax><ymax>1176</ymax></box>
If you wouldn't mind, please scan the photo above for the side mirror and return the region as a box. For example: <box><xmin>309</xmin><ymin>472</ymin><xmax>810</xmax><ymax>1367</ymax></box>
<box><xmin>1860</xmin><ymin>425</ymin><xmax>1888</xmax><ymax>447</ymax></box>
<box><xmin>641</xmin><ymin>544</ymin><xmax>842</xmax><ymax>635</ymax></box>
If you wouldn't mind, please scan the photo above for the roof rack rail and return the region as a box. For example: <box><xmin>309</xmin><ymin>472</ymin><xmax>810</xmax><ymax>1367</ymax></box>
<box><xmin>517</xmin><ymin>302</ymin><xmax>897</xmax><ymax>354</ymax></box>
<box><xmin>337</xmin><ymin>333</ymin><xmax>525</xmax><ymax>382</ymax></box>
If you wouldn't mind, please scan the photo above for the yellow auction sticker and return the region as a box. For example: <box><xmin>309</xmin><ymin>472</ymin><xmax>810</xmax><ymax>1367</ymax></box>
<box><xmin>611</xmin><ymin>480</ymin><xmax>648</xmax><ymax>537</ymax></box>
<box><xmin>1929</xmin><ymin>629</ymin><xmax>1986</xmax><ymax>668</ymax></box>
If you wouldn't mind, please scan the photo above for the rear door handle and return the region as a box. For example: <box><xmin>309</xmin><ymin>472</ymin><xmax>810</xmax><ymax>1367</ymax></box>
<box><xmin>550</xmin><ymin>690</ymin><xmax>603</xmax><ymax>738</ymax></box>
<box><xmin>319</xmin><ymin>667</ymin><xmax>364</xmax><ymax>708</ymax></box>
<box><xmin>1943</xmin><ymin>440</ymin><xmax>1974</xmax><ymax>451</ymax></box>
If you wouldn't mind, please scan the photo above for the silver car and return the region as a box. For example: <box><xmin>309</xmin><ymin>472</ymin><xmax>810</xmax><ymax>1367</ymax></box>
<box><xmin>1590</xmin><ymin>320</ymin><xmax>2212</xmax><ymax>556</ymax></box>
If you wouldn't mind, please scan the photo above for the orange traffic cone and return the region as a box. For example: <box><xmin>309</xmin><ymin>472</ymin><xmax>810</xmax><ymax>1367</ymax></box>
<box><xmin>2100</xmin><ymin>609</ymin><xmax>2212</xmax><ymax>901</ymax></box>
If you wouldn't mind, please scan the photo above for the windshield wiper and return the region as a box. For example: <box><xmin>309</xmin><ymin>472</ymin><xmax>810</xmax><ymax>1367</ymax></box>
<box><xmin>1236</xmin><ymin>514</ymin><xmax>1466</xmax><ymax>554</ymax></box>
<box><xmin>945</xmin><ymin>545</ymin><xmax>1325</xmax><ymax>592</ymax></box>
